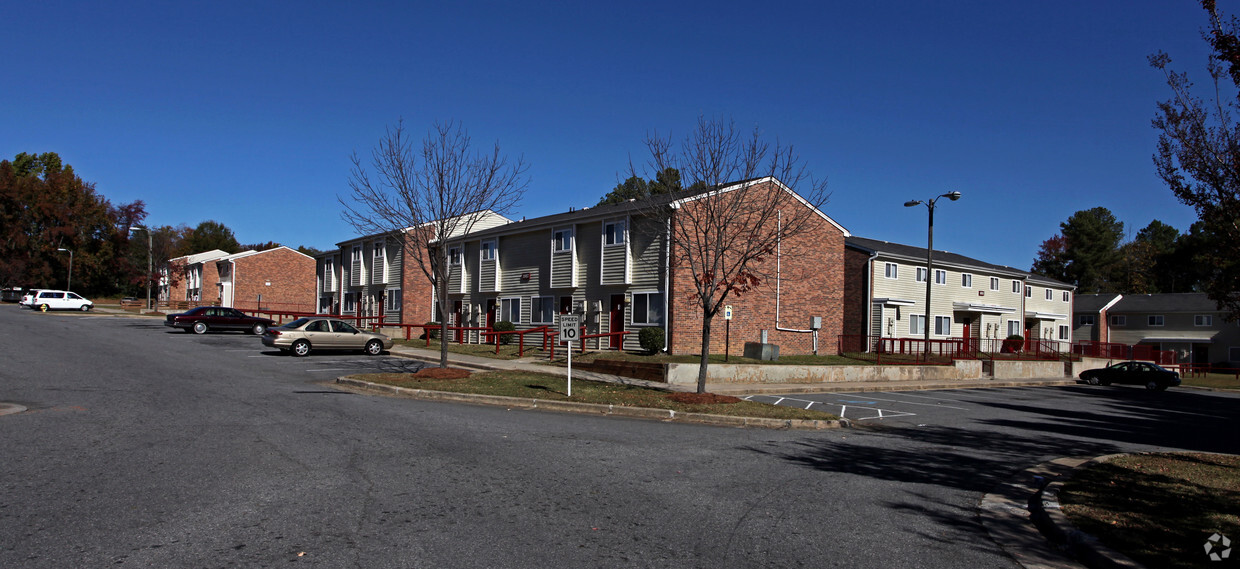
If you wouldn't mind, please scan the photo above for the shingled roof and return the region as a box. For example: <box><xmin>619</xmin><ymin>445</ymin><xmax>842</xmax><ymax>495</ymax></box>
<box><xmin>845</xmin><ymin>236</ymin><xmax>1073</xmax><ymax>288</ymax></box>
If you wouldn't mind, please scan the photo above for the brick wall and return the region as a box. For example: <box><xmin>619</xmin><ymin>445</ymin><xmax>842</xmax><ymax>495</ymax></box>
<box><xmin>666</xmin><ymin>183</ymin><xmax>846</xmax><ymax>356</ymax></box>
<box><xmin>842</xmin><ymin>246</ymin><xmax>872</xmax><ymax>337</ymax></box>
<box><xmin>230</xmin><ymin>247</ymin><xmax>315</xmax><ymax>312</ymax></box>
<box><xmin>399</xmin><ymin>232</ymin><xmax>436</xmax><ymax>326</ymax></box>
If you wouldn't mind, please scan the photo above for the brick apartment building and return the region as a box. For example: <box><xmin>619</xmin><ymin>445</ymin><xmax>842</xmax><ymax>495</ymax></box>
<box><xmin>166</xmin><ymin>246</ymin><xmax>315</xmax><ymax>311</ymax></box>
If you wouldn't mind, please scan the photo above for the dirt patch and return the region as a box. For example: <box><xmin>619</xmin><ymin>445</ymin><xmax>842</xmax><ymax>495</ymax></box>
<box><xmin>413</xmin><ymin>367</ymin><xmax>472</xmax><ymax>380</ymax></box>
<box><xmin>666</xmin><ymin>392</ymin><xmax>741</xmax><ymax>405</ymax></box>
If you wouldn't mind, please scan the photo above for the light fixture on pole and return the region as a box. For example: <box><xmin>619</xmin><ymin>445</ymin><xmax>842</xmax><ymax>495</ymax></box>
<box><xmin>904</xmin><ymin>191</ymin><xmax>961</xmax><ymax>353</ymax></box>
<box><xmin>56</xmin><ymin>248</ymin><xmax>73</xmax><ymax>291</ymax></box>
<box><xmin>130</xmin><ymin>226</ymin><xmax>153</xmax><ymax>311</ymax></box>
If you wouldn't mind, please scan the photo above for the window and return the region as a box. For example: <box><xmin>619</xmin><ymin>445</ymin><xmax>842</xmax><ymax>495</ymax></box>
<box><xmin>910</xmin><ymin>315</ymin><xmax>926</xmax><ymax>336</ymax></box>
<box><xmin>332</xmin><ymin>321</ymin><xmax>360</xmax><ymax>334</ymax></box>
<box><xmin>1058</xmin><ymin>325</ymin><xmax>1070</xmax><ymax>340</ymax></box>
<box><xmin>884</xmin><ymin>263</ymin><xmax>898</xmax><ymax>279</ymax></box>
<box><xmin>1062</xmin><ymin>291</ymin><xmax>1070</xmax><ymax>302</ymax></box>
<box><xmin>1025</xmin><ymin>286</ymin><xmax>1033</xmax><ymax>298</ymax></box>
<box><xmin>915</xmin><ymin>267</ymin><xmax>927</xmax><ymax>283</ymax></box>
<box><xmin>1079</xmin><ymin>314</ymin><xmax>1096</xmax><ymax>326</ymax></box>
<box><xmin>934</xmin><ymin>270</ymin><xmax>947</xmax><ymax>285</ymax></box>
<box><xmin>499</xmin><ymin>297</ymin><xmax>522</xmax><ymax>323</ymax></box>
<box><xmin>343</xmin><ymin>293</ymin><xmax>356</xmax><ymax>313</ymax></box>
<box><xmin>604</xmin><ymin>221</ymin><xmax>625</xmax><ymax>246</ymax></box>
<box><xmin>1195</xmin><ymin>315</ymin><xmax>1214</xmax><ymax>327</ymax></box>
<box><xmin>1148</xmin><ymin>315</ymin><xmax>1164</xmax><ymax>327</ymax></box>
<box><xmin>1012</xmin><ymin>281</ymin><xmax>1022</xmax><ymax>293</ymax></box>
<box><xmin>990</xmin><ymin>277</ymin><xmax>1000</xmax><ymax>291</ymax></box>
<box><xmin>531</xmin><ymin>296</ymin><xmax>555</xmax><ymax>324</ymax></box>
<box><xmin>480</xmin><ymin>240</ymin><xmax>496</xmax><ymax>261</ymax></box>
<box><xmin>1045</xmin><ymin>289</ymin><xmax>1052</xmax><ymax>300</ymax></box>
<box><xmin>632</xmin><ymin>292</ymin><xmax>664</xmax><ymax>325</ymax></box>
<box><xmin>385</xmin><ymin>289</ymin><xmax>401</xmax><ymax>312</ymax></box>
<box><xmin>934</xmin><ymin>316</ymin><xmax>951</xmax><ymax>336</ymax></box>
<box><xmin>961</xmin><ymin>274</ymin><xmax>972</xmax><ymax>288</ymax></box>
<box><xmin>448</xmin><ymin>246</ymin><xmax>462</xmax><ymax>266</ymax></box>
<box><xmin>1111</xmin><ymin>315</ymin><xmax>1126</xmax><ymax>326</ymax></box>
<box><xmin>373</xmin><ymin>241</ymin><xmax>385</xmax><ymax>263</ymax></box>
<box><xmin>553</xmin><ymin>229</ymin><xmax>573</xmax><ymax>252</ymax></box>
<box><xmin>1007</xmin><ymin>320</ymin><xmax>1021</xmax><ymax>337</ymax></box>
<box><xmin>1231</xmin><ymin>347</ymin><xmax>1240</xmax><ymax>361</ymax></box>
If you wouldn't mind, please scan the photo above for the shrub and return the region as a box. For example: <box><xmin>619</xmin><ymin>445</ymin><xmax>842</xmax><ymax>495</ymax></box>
<box><xmin>638</xmin><ymin>327</ymin><xmax>665</xmax><ymax>355</ymax></box>
<box><xmin>423</xmin><ymin>321</ymin><xmax>440</xmax><ymax>340</ymax></box>
<box><xmin>1002</xmin><ymin>334</ymin><xmax>1024</xmax><ymax>353</ymax></box>
<box><xmin>493</xmin><ymin>320</ymin><xmax>516</xmax><ymax>345</ymax></box>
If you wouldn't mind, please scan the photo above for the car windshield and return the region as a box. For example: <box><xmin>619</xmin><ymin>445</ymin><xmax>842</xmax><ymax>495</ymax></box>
<box><xmin>283</xmin><ymin>318</ymin><xmax>314</xmax><ymax>329</ymax></box>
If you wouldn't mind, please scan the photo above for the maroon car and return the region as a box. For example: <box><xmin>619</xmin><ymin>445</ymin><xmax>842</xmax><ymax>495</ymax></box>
<box><xmin>164</xmin><ymin>306</ymin><xmax>275</xmax><ymax>335</ymax></box>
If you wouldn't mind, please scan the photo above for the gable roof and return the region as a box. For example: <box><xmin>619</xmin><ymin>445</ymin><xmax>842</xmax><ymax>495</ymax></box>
<box><xmin>1073</xmin><ymin>293</ymin><xmax>1122</xmax><ymax>314</ymax></box>
<box><xmin>845</xmin><ymin>236</ymin><xmax>1073</xmax><ymax>288</ymax></box>
<box><xmin>171</xmin><ymin>249</ymin><xmax>230</xmax><ymax>265</ymax></box>
<box><xmin>1111</xmin><ymin>292</ymin><xmax>1222</xmax><ymax>313</ymax></box>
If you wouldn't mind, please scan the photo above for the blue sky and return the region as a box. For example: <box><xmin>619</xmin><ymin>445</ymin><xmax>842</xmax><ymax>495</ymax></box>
<box><xmin>2</xmin><ymin>1</ymin><xmax>1218</xmax><ymax>270</ymax></box>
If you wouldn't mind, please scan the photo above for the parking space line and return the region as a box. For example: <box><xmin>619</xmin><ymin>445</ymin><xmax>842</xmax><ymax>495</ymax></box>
<box><xmin>833</xmin><ymin>394</ymin><xmax>969</xmax><ymax>410</ymax></box>
<box><xmin>743</xmin><ymin>395</ymin><xmax>917</xmax><ymax>421</ymax></box>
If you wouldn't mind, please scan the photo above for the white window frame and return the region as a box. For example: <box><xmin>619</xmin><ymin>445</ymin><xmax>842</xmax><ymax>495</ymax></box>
<box><xmin>448</xmin><ymin>246</ymin><xmax>462</xmax><ymax>266</ymax></box>
<box><xmin>1195</xmin><ymin>315</ymin><xmax>1214</xmax><ymax>327</ymax></box>
<box><xmin>934</xmin><ymin>315</ymin><xmax>951</xmax><ymax>336</ymax></box>
<box><xmin>480</xmin><ymin>240</ymin><xmax>497</xmax><ymax>261</ymax></box>
<box><xmin>990</xmin><ymin>277</ymin><xmax>1000</xmax><ymax>291</ymax></box>
<box><xmin>1025</xmin><ymin>286</ymin><xmax>1033</xmax><ymax>298</ymax></box>
<box><xmin>915</xmin><ymin>267</ymin><xmax>927</xmax><ymax>283</ymax></box>
<box><xmin>499</xmin><ymin>297</ymin><xmax>522</xmax><ymax>324</ymax></box>
<box><xmin>934</xmin><ymin>269</ymin><xmax>947</xmax><ymax>286</ymax></box>
<box><xmin>343</xmin><ymin>292</ymin><xmax>356</xmax><ymax>313</ymax></box>
<box><xmin>1007</xmin><ymin>320</ymin><xmax>1021</xmax><ymax>337</ymax></box>
<box><xmin>1062</xmin><ymin>291</ymin><xmax>1070</xmax><ymax>302</ymax></box>
<box><xmin>552</xmin><ymin>228</ymin><xmax>573</xmax><ymax>252</ymax></box>
<box><xmin>385</xmin><ymin>288</ymin><xmax>401</xmax><ymax>312</ymax></box>
<box><xmin>632</xmin><ymin>291</ymin><xmax>664</xmax><ymax>326</ymax></box>
<box><xmin>1012</xmin><ymin>280</ymin><xmax>1021</xmax><ymax>294</ymax></box>
<box><xmin>1148</xmin><ymin>315</ymin><xmax>1164</xmax><ymax>327</ymax></box>
<box><xmin>1058</xmin><ymin>325</ymin><xmax>1070</xmax><ymax>340</ymax></box>
<box><xmin>1111</xmin><ymin>315</ymin><xmax>1126</xmax><ymax>326</ymax></box>
<box><xmin>531</xmin><ymin>296</ymin><xmax>555</xmax><ymax>324</ymax></box>
<box><xmin>884</xmin><ymin>263</ymin><xmax>898</xmax><ymax>279</ymax></box>
<box><xmin>961</xmin><ymin>273</ymin><xmax>972</xmax><ymax>288</ymax></box>
<box><xmin>1079</xmin><ymin>314</ymin><xmax>1096</xmax><ymax>326</ymax></box>
<box><xmin>910</xmin><ymin>314</ymin><xmax>926</xmax><ymax>336</ymax></box>
<box><xmin>603</xmin><ymin>221</ymin><xmax>626</xmax><ymax>246</ymax></box>
<box><xmin>1045</xmin><ymin>289</ymin><xmax>1052</xmax><ymax>300</ymax></box>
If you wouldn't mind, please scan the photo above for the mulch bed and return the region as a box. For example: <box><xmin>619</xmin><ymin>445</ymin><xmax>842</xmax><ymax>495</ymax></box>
<box><xmin>665</xmin><ymin>392</ymin><xmax>741</xmax><ymax>405</ymax></box>
<box><xmin>412</xmin><ymin>367</ymin><xmax>472</xmax><ymax>380</ymax></box>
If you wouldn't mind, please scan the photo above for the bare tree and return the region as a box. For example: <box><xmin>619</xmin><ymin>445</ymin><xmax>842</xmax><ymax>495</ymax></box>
<box><xmin>636</xmin><ymin>117</ymin><xmax>829</xmax><ymax>393</ymax></box>
<box><xmin>339</xmin><ymin>120</ymin><xmax>528</xmax><ymax>367</ymax></box>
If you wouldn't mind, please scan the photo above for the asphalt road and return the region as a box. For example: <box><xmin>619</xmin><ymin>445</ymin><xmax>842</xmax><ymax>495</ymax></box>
<box><xmin>2</xmin><ymin>305</ymin><xmax>1238</xmax><ymax>568</ymax></box>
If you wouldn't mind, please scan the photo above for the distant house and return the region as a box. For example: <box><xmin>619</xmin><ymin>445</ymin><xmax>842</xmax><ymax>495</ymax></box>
<box><xmin>843</xmin><ymin>237</ymin><xmax>1075</xmax><ymax>346</ymax></box>
<box><xmin>164</xmin><ymin>247</ymin><xmax>314</xmax><ymax>311</ymax></box>
<box><xmin>1075</xmin><ymin>292</ymin><xmax>1240</xmax><ymax>366</ymax></box>
<box><xmin>1071</xmin><ymin>293</ymin><xmax>1121</xmax><ymax>344</ymax></box>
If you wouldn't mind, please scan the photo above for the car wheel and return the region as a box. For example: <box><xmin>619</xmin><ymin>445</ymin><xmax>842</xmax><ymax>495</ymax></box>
<box><xmin>364</xmin><ymin>339</ymin><xmax>383</xmax><ymax>356</ymax></box>
<box><xmin>291</xmin><ymin>340</ymin><xmax>311</xmax><ymax>357</ymax></box>
<box><xmin>251</xmin><ymin>323</ymin><xmax>267</xmax><ymax>335</ymax></box>
<box><xmin>192</xmin><ymin>322</ymin><xmax>208</xmax><ymax>335</ymax></box>
<box><xmin>39</xmin><ymin>304</ymin><xmax>49</xmax><ymax>312</ymax></box>
<box><xmin>80</xmin><ymin>304</ymin><xmax>91</xmax><ymax>312</ymax></box>
<box><xmin>1086</xmin><ymin>376</ymin><xmax>1100</xmax><ymax>386</ymax></box>
<box><xmin>1146</xmin><ymin>381</ymin><xmax>1160</xmax><ymax>391</ymax></box>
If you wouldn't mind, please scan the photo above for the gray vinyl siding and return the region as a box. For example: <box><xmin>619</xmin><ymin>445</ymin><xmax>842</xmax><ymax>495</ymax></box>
<box><xmin>550</xmin><ymin>251</ymin><xmax>574</xmax><ymax>289</ymax></box>
<box><xmin>600</xmin><ymin>241</ymin><xmax>627</xmax><ymax>285</ymax></box>
<box><xmin>479</xmin><ymin>259</ymin><xmax>498</xmax><ymax>292</ymax></box>
<box><xmin>629</xmin><ymin>218</ymin><xmax>665</xmax><ymax>289</ymax></box>
<box><xmin>386</xmin><ymin>242</ymin><xmax>401</xmax><ymax>284</ymax></box>
<box><xmin>349</xmin><ymin>246</ymin><xmax>363</xmax><ymax>287</ymax></box>
<box><xmin>497</xmin><ymin>232</ymin><xmax>545</xmax><ymax>294</ymax></box>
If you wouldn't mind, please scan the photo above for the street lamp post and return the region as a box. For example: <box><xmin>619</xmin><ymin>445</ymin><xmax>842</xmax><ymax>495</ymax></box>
<box><xmin>56</xmin><ymin>248</ymin><xmax>73</xmax><ymax>291</ymax></box>
<box><xmin>904</xmin><ymin>191</ymin><xmax>961</xmax><ymax>354</ymax></box>
<box><xmin>131</xmin><ymin>226</ymin><xmax>153</xmax><ymax>311</ymax></box>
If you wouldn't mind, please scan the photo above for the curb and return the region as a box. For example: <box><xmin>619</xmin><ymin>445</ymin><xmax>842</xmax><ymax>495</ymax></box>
<box><xmin>1030</xmin><ymin>455</ymin><xmax>1146</xmax><ymax>569</ymax></box>
<box><xmin>711</xmin><ymin>379</ymin><xmax>1079</xmax><ymax>395</ymax></box>
<box><xmin>334</xmin><ymin>377</ymin><xmax>848</xmax><ymax>430</ymax></box>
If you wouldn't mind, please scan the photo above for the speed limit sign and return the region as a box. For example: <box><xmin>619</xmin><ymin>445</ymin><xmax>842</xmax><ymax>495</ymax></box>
<box><xmin>559</xmin><ymin>314</ymin><xmax>581</xmax><ymax>343</ymax></box>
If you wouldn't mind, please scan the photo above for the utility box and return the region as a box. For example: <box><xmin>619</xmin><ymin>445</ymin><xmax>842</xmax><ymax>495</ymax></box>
<box><xmin>744</xmin><ymin>342</ymin><xmax>780</xmax><ymax>361</ymax></box>
<box><xmin>810</xmin><ymin>316</ymin><xmax>822</xmax><ymax>330</ymax></box>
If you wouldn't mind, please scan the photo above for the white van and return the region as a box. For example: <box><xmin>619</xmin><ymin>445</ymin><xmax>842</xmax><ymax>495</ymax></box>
<box><xmin>29</xmin><ymin>290</ymin><xmax>93</xmax><ymax>311</ymax></box>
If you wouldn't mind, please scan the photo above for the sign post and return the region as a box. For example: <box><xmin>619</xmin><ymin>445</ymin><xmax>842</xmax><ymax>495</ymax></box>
<box><xmin>724</xmin><ymin>305</ymin><xmax>733</xmax><ymax>362</ymax></box>
<box><xmin>559</xmin><ymin>314</ymin><xmax>581</xmax><ymax>396</ymax></box>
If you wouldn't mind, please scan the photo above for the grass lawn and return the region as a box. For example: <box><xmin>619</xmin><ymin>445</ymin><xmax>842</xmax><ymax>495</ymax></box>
<box><xmin>1058</xmin><ymin>452</ymin><xmax>1240</xmax><ymax>568</ymax></box>
<box><xmin>393</xmin><ymin>338</ymin><xmax>871</xmax><ymax>366</ymax></box>
<box><xmin>1180</xmin><ymin>372</ymin><xmax>1240</xmax><ymax>390</ymax></box>
<box><xmin>352</xmin><ymin>369</ymin><xmax>841</xmax><ymax>421</ymax></box>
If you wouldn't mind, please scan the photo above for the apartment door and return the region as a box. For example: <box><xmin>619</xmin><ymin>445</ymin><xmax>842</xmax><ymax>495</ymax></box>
<box><xmin>609</xmin><ymin>295</ymin><xmax>625</xmax><ymax>349</ymax></box>
<box><xmin>485</xmin><ymin>299</ymin><xmax>497</xmax><ymax>342</ymax></box>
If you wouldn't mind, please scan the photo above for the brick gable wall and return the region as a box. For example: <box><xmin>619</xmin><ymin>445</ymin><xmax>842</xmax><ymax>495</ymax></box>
<box><xmin>230</xmin><ymin>248</ymin><xmax>315</xmax><ymax>311</ymax></box>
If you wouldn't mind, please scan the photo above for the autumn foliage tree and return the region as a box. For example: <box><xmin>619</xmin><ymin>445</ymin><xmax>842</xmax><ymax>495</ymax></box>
<box><xmin>0</xmin><ymin>152</ymin><xmax>148</xmax><ymax>295</ymax></box>
<box><xmin>1150</xmin><ymin>0</ymin><xmax>1240</xmax><ymax>319</ymax></box>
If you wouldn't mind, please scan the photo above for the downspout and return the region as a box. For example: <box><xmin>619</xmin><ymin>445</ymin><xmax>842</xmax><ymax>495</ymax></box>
<box><xmin>662</xmin><ymin>216</ymin><xmax>671</xmax><ymax>352</ymax></box>
<box><xmin>864</xmin><ymin>249</ymin><xmax>879</xmax><ymax>339</ymax></box>
<box><xmin>774</xmin><ymin>211</ymin><xmax>818</xmax><ymax>352</ymax></box>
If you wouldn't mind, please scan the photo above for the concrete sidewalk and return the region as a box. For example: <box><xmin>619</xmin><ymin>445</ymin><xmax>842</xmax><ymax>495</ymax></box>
<box><xmin>387</xmin><ymin>344</ymin><xmax>1079</xmax><ymax>395</ymax></box>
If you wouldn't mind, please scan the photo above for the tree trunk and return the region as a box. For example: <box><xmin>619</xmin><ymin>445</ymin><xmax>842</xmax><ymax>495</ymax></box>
<box><xmin>437</xmin><ymin>289</ymin><xmax>449</xmax><ymax>368</ymax></box>
<box><xmin>696</xmin><ymin>311</ymin><xmax>712</xmax><ymax>394</ymax></box>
